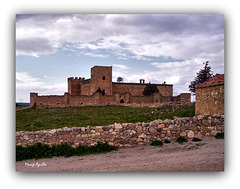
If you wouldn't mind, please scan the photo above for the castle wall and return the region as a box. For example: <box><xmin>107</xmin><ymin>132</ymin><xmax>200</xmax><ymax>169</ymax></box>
<box><xmin>195</xmin><ymin>85</ymin><xmax>224</xmax><ymax>115</ymax></box>
<box><xmin>129</xmin><ymin>95</ymin><xmax>153</xmax><ymax>104</ymax></box>
<box><xmin>156</xmin><ymin>85</ymin><xmax>173</xmax><ymax>96</ymax></box>
<box><xmin>30</xmin><ymin>93</ymin><xmax>68</xmax><ymax>106</ymax></box>
<box><xmin>112</xmin><ymin>83</ymin><xmax>173</xmax><ymax>97</ymax></box>
<box><xmin>80</xmin><ymin>83</ymin><xmax>91</xmax><ymax>96</ymax></box>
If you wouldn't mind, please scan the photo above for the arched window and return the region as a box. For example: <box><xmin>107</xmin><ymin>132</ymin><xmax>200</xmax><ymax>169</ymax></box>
<box><xmin>102</xmin><ymin>76</ymin><xmax>105</xmax><ymax>80</ymax></box>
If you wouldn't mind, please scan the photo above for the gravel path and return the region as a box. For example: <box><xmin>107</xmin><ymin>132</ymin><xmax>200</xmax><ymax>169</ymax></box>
<box><xmin>16</xmin><ymin>137</ymin><xmax>224</xmax><ymax>172</ymax></box>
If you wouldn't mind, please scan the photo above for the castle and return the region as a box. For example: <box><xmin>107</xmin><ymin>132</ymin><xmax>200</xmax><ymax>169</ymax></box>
<box><xmin>30</xmin><ymin>66</ymin><xmax>191</xmax><ymax>107</ymax></box>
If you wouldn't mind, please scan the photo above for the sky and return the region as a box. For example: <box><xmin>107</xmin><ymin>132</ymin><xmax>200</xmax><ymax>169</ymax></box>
<box><xmin>16</xmin><ymin>14</ymin><xmax>224</xmax><ymax>102</ymax></box>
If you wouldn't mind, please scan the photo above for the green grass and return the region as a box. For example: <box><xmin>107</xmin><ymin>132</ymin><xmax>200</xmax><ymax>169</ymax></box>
<box><xmin>16</xmin><ymin>142</ymin><xmax>118</xmax><ymax>161</ymax></box>
<box><xmin>16</xmin><ymin>104</ymin><xmax>195</xmax><ymax>131</ymax></box>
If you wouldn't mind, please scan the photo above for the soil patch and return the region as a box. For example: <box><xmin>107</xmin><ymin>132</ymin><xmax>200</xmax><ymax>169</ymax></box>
<box><xmin>16</xmin><ymin>137</ymin><xmax>224</xmax><ymax>172</ymax></box>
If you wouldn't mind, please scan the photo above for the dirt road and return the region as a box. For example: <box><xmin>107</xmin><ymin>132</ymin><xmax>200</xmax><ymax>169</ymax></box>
<box><xmin>16</xmin><ymin>137</ymin><xmax>224</xmax><ymax>172</ymax></box>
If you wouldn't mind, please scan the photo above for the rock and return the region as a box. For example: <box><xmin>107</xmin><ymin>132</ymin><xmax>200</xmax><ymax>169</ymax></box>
<box><xmin>49</xmin><ymin>129</ymin><xmax>56</xmax><ymax>134</ymax></box>
<box><xmin>136</xmin><ymin>125</ymin><xmax>142</xmax><ymax>132</ymax></box>
<box><xmin>102</xmin><ymin>126</ymin><xmax>111</xmax><ymax>131</ymax></box>
<box><xmin>90</xmin><ymin>130</ymin><xmax>96</xmax><ymax>133</ymax></box>
<box><xmin>131</xmin><ymin>133</ymin><xmax>138</xmax><ymax>138</ymax></box>
<box><xmin>124</xmin><ymin>144</ymin><xmax>132</xmax><ymax>147</ymax></box>
<box><xmin>114</xmin><ymin>123</ymin><xmax>122</xmax><ymax>130</ymax></box>
<box><xmin>16</xmin><ymin>132</ymin><xmax>21</xmax><ymax>137</ymax></box>
<box><xmin>211</xmin><ymin>130</ymin><xmax>220</xmax><ymax>136</ymax></box>
<box><xmin>149</xmin><ymin>127</ymin><xmax>157</xmax><ymax>134</ymax></box>
<box><xmin>131</xmin><ymin>130</ymin><xmax>136</xmax><ymax>134</ymax></box>
<box><xmin>158</xmin><ymin>124</ymin><xmax>165</xmax><ymax>128</ymax></box>
<box><xmin>139</xmin><ymin>133</ymin><xmax>147</xmax><ymax>139</ymax></box>
<box><xmin>202</xmin><ymin>119</ymin><xmax>209</xmax><ymax>126</ymax></box>
<box><xmin>187</xmin><ymin>130</ymin><xmax>194</xmax><ymax>138</ymax></box>
<box><xmin>64</xmin><ymin>135</ymin><xmax>70</xmax><ymax>139</ymax></box>
<box><xmin>195</xmin><ymin>132</ymin><xmax>203</xmax><ymax>139</ymax></box>
<box><xmin>23</xmin><ymin>135</ymin><xmax>29</xmax><ymax>140</ymax></box>
<box><xmin>150</xmin><ymin>121</ymin><xmax>158</xmax><ymax>127</ymax></box>
<box><xmin>108</xmin><ymin>142</ymin><xmax>114</xmax><ymax>146</ymax></box>
<box><xmin>180</xmin><ymin>131</ymin><xmax>186</xmax><ymax>137</ymax></box>
<box><xmin>202</xmin><ymin>129</ymin><xmax>210</xmax><ymax>133</ymax></box>
<box><xmin>128</xmin><ymin>124</ymin><xmax>135</xmax><ymax>127</ymax></box>
<box><xmin>136</xmin><ymin>138</ymin><xmax>143</xmax><ymax>142</ymax></box>
<box><xmin>82</xmin><ymin>134</ymin><xmax>88</xmax><ymax>138</ymax></box>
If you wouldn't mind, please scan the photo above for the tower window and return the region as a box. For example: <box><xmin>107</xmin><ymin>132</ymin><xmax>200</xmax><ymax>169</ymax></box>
<box><xmin>102</xmin><ymin>90</ymin><xmax>105</xmax><ymax>95</ymax></box>
<box><xmin>102</xmin><ymin>76</ymin><xmax>105</xmax><ymax>80</ymax></box>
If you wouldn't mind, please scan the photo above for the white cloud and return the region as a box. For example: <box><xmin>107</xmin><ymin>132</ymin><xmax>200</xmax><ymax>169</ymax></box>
<box><xmin>113</xmin><ymin>64</ymin><xmax>129</xmax><ymax>70</ymax></box>
<box><xmin>80</xmin><ymin>52</ymin><xmax>109</xmax><ymax>58</ymax></box>
<box><xmin>16</xmin><ymin>14</ymin><xmax>224</xmax><ymax>101</ymax></box>
<box><xmin>16</xmin><ymin>14</ymin><xmax>224</xmax><ymax>62</ymax></box>
<box><xmin>16</xmin><ymin>72</ymin><xmax>67</xmax><ymax>102</ymax></box>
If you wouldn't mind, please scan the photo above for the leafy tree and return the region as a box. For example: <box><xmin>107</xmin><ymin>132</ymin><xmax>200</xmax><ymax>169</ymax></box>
<box><xmin>117</xmin><ymin>77</ymin><xmax>123</xmax><ymax>83</ymax></box>
<box><xmin>189</xmin><ymin>61</ymin><xmax>213</xmax><ymax>95</ymax></box>
<box><xmin>142</xmin><ymin>83</ymin><xmax>159</xmax><ymax>96</ymax></box>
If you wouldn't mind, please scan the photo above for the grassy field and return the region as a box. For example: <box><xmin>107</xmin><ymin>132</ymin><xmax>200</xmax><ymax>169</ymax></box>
<box><xmin>16</xmin><ymin>105</ymin><xmax>195</xmax><ymax>132</ymax></box>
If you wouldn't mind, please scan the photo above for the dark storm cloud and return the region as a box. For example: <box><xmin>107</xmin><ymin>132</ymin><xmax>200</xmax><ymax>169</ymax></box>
<box><xmin>110</xmin><ymin>14</ymin><xmax>224</xmax><ymax>36</ymax></box>
<box><xmin>16</xmin><ymin>14</ymin><xmax>70</xmax><ymax>23</ymax></box>
<box><xmin>16</xmin><ymin>14</ymin><xmax>224</xmax><ymax>60</ymax></box>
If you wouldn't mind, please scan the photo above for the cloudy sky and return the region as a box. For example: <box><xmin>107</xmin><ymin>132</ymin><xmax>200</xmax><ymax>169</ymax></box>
<box><xmin>16</xmin><ymin>14</ymin><xmax>224</xmax><ymax>102</ymax></box>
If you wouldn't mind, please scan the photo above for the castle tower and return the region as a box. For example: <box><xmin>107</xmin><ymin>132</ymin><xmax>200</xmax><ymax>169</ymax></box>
<box><xmin>68</xmin><ymin>77</ymin><xmax>85</xmax><ymax>95</ymax></box>
<box><xmin>90</xmin><ymin>66</ymin><xmax>112</xmax><ymax>95</ymax></box>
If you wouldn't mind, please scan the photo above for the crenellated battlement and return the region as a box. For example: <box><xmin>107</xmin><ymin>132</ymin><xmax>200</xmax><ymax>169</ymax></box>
<box><xmin>68</xmin><ymin>77</ymin><xmax>85</xmax><ymax>81</ymax></box>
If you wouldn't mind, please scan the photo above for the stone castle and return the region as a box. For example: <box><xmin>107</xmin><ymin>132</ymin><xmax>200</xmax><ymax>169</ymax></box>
<box><xmin>30</xmin><ymin>66</ymin><xmax>191</xmax><ymax>107</ymax></box>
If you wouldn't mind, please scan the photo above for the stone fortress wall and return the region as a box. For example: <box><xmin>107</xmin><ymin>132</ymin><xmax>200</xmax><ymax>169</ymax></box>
<box><xmin>16</xmin><ymin>113</ymin><xmax>224</xmax><ymax>148</ymax></box>
<box><xmin>30</xmin><ymin>66</ymin><xmax>191</xmax><ymax>107</ymax></box>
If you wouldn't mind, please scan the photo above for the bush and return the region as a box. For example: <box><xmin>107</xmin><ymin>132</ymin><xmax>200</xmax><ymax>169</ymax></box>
<box><xmin>215</xmin><ymin>133</ymin><xmax>224</xmax><ymax>139</ymax></box>
<box><xmin>164</xmin><ymin>139</ymin><xmax>171</xmax><ymax>143</ymax></box>
<box><xmin>176</xmin><ymin>136</ymin><xmax>188</xmax><ymax>144</ymax></box>
<box><xmin>16</xmin><ymin>142</ymin><xmax>118</xmax><ymax>161</ymax></box>
<box><xmin>192</xmin><ymin>137</ymin><xmax>202</xmax><ymax>142</ymax></box>
<box><xmin>150</xmin><ymin>140</ymin><xmax>163</xmax><ymax>146</ymax></box>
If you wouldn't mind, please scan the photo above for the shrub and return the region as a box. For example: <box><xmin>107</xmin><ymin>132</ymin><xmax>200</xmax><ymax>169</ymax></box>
<box><xmin>150</xmin><ymin>140</ymin><xmax>163</xmax><ymax>146</ymax></box>
<box><xmin>192</xmin><ymin>137</ymin><xmax>202</xmax><ymax>142</ymax></box>
<box><xmin>215</xmin><ymin>133</ymin><xmax>224</xmax><ymax>139</ymax></box>
<box><xmin>16</xmin><ymin>142</ymin><xmax>118</xmax><ymax>161</ymax></box>
<box><xmin>164</xmin><ymin>139</ymin><xmax>171</xmax><ymax>143</ymax></box>
<box><xmin>176</xmin><ymin>136</ymin><xmax>188</xmax><ymax>144</ymax></box>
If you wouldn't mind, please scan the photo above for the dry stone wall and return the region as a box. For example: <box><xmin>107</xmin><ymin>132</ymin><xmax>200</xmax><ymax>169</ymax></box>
<box><xmin>16</xmin><ymin>114</ymin><xmax>224</xmax><ymax>148</ymax></box>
